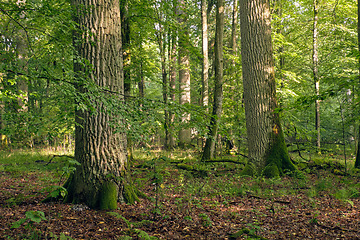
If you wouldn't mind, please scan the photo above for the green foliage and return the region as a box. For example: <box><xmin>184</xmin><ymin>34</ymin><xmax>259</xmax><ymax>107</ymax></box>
<box><xmin>43</xmin><ymin>185</ymin><xmax>68</xmax><ymax>202</ymax></box>
<box><xmin>0</xmin><ymin>0</ymin><xmax>75</xmax><ymax>149</ymax></box>
<box><xmin>11</xmin><ymin>210</ymin><xmax>47</xmax><ymax>239</ymax></box>
<box><xmin>198</xmin><ymin>213</ymin><xmax>212</xmax><ymax>227</ymax></box>
<box><xmin>123</xmin><ymin>183</ymin><xmax>140</xmax><ymax>205</ymax></box>
<box><xmin>48</xmin><ymin>232</ymin><xmax>75</xmax><ymax>240</ymax></box>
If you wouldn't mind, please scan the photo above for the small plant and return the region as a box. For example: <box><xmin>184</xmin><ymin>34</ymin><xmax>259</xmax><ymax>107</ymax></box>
<box><xmin>60</xmin><ymin>159</ymin><xmax>81</xmax><ymax>183</ymax></box>
<box><xmin>11</xmin><ymin>210</ymin><xmax>47</xmax><ymax>239</ymax></box>
<box><xmin>107</xmin><ymin>212</ymin><xmax>156</xmax><ymax>239</ymax></box>
<box><xmin>309</xmin><ymin>216</ymin><xmax>318</xmax><ymax>224</ymax></box>
<box><xmin>48</xmin><ymin>232</ymin><xmax>75</xmax><ymax>240</ymax></box>
<box><xmin>246</xmin><ymin>222</ymin><xmax>263</xmax><ymax>236</ymax></box>
<box><xmin>184</xmin><ymin>215</ymin><xmax>193</xmax><ymax>221</ymax></box>
<box><xmin>43</xmin><ymin>185</ymin><xmax>68</xmax><ymax>202</ymax></box>
<box><xmin>198</xmin><ymin>213</ymin><xmax>212</xmax><ymax>227</ymax></box>
<box><xmin>149</xmin><ymin>156</ymin><xmax>167</xmax><ymax>218</ymax></box>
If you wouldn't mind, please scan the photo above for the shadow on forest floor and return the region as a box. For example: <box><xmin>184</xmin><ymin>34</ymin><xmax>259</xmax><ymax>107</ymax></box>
<box><xmin>0</xmin><ymin>149</ymin><xmax>360</xmax><ymax>239</ymax></box>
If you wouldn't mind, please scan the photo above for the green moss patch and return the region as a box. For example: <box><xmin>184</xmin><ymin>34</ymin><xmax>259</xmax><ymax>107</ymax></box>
<box><xmin>263</xmin><ymin>163</ymin><xmax>280</xmax><ymax>178</ymax></box>
<box><xmin>99</xmin><ymin>182</ymin><xmax>118</xmax><ymax>210</ymax></box>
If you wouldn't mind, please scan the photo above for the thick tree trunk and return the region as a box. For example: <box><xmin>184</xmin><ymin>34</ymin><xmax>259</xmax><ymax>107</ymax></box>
<box><xmin>313</xmin><ymin>0</ymin><xmax>321</xmax><ymax>153</ymax></box>
<box><xmin>239</xmin><ymin>0</ymin><xmax>295</xmax><ymax>176</ymax></box>
<box><xmin>202</xmin><ymin>0</ymin><xmax>224</xmax><ymax>160</ymax></box>
<box><xmin>66</xmin><ymin>0</ymin><xmax>130</xmax><ymax>209</ymax></box>
<box><xmin>178</xmin><ymin>0</ymin><xmax>191</xmax><ymax>148</ymax></box>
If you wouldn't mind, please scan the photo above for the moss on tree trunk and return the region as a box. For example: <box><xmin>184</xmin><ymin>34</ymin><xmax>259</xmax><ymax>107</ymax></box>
<box><xmin>64</xmin><ymin>173</ymin><xmax>139</xmax><ymax>209</ymax></box>
<box><xmin>263</xmin><ymin>122</ymin><xmax>296</xmax><ymax>177</ymax></box>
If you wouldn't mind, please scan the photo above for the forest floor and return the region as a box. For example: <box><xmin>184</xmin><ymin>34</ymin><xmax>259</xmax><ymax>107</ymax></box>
<box><xmin>0</xmin><ymin>149</ymin><xmax>360</xmax><ymax>239</ymax></box>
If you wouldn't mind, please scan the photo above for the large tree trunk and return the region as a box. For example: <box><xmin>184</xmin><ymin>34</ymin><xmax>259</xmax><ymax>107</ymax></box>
<box><xmin>313</xmin><ymin>0</ymin><xmax>321</xmax><ymax>153</ymax></box>
<box><xmin>239</xmin><ymin>0</ymin><xmax>295</xmax><ymax>177</ymax></box>
<box><xmin>178</xmin><ymin>0</ymin><xmax>191</xmax><ymax>148</ymax></box>
<box><xmin>66</xmin><ymin>0</ymin><xmax>129</xmax><ymax>209</ymax></box>
<box><xmin>202</xmin><ymin>0</ymin><xmax>224</xmax><ymax>160</ymax></box>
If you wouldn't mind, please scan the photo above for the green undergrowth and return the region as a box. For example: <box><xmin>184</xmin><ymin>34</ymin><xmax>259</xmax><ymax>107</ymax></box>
<box><xmin>1</xmin><ymin>148</ymin><xmax>360</xmax><ymax>239</ymax></box>
<box><xmin>130</xmin><ymin>150</ymin><xmax>360</xmax><ymax>206</ymax></box>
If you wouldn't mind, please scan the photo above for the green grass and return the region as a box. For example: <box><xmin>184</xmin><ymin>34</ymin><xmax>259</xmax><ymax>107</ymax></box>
<box><xmin>0</xmin><ymin>149</ymin><xmax>73</xmax><ymax>173</ymax></box>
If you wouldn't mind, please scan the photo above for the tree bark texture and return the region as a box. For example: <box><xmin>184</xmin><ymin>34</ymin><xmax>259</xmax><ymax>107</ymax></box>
<box><xmin>67</xmin><ymin>0</ymin><xmax>128</xmax><ymax>209</ymax></box>
<box><xmin>202</xmin><ymin>0</ymin><xmax>224</xmax><ymax>160</ymax></box>
<box><xmin>178</xmin><ymin>0</ymin><xmax>191</xmax><ymax>147</ymax></box>
<box><xmin>239</xmin><ymin>0</ymin><xmax>295</xmax><ymax>176</ymax></box>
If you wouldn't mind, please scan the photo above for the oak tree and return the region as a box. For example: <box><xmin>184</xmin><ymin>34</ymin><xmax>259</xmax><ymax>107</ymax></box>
<box><xmin>65</xmin><ymin>0</ymin><xmax>131</xmax><ymax>209</ymax></box>
<box><xmin>239</xmin><ymin>0</ymin><xmax>295</xmax><ymax>176</ymax></box>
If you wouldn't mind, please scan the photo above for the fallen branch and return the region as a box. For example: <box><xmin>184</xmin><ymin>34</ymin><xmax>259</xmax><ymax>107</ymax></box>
<box><xmin>46</xmin><ymin>155</ymin><xmax>74</xmax><ymax>166</ymax></box>
<box><xmin>247</xmin><ymin>193</ymin><xmax>291</xmax><ymax>204</ymax></box>
<box><xmin>228</xmin><ymin>227</ymin><xmax>268</xmax><ymax>240</ymax></box>
<box><xmin>203</xmin><ymin>159</ymin><xmax>245</xmax><ymax>164</ymax></box>
<box><xmin>314</xmin><ymin>221</ymin><xmax>357</xmax><ymax>232</ymax></box>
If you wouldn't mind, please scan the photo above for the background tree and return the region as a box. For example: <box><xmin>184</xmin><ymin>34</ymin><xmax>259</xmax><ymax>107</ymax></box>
<box><xmin>202</xmin><ymin>0</ymin><xmax>224</xmax><ymax>160</ymax></box>
<box><xmin>355</xmin><ymin>0</ymin><xmax>360</xmax><ymax>169</ymax></box>
<box><xmin>239</xmin><ymin>0</ymin><xmax>295</xmax><ymax>176</ymax></box>
<box><xmin>312</xmin><ymin>0</ymin><xmax>321</xmax><ymax>153</ymax></box>
<box><xmin>201</xmin><ymin>0</ymin><xmax>209</xmax><ymax>110</ymax></box>
<box><xmin>177</xmin><ymin>0</ymin><xmax>191</xmax><ymax>148</ymax></box>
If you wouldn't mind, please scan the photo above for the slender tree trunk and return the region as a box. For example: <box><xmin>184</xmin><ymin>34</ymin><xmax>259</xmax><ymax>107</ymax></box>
<box><xmin>66</xmin><ymin>0</ymin><xmax>130</xmax><ymax>209</ymax></box>
<box><xmin>168</xmin><ymin>30</ymin><xmax>177</xmax><ymax>148</ymax></box>
<box><xmin>138</xmin><ymin>62</ymin><xmax>145</xmax><ymax>99</ymax></box>
<box><xmin>239</xmin><ymin>0</ymin><xmax>295</xmax><ymax>176</ymax></box>
<box><xmin>121</xmin><ymin>0</ymin><xmax>131</xmax><ymax>98</ymax></box>
<box><xmin>356</xmin><ymin>128</ymin><xmax>360</xmax><ymax>168</ymax></box>
<box><xmin>178</xmin><ymin>0</ymin><xmax>191</xmax><ymax>148</ymax></box>
<box><xmin>15</xmin><ymin>1</ymin><xmax>28</xmax><ymax>113</ymax></box>
<box><xmin>201</xmin><ymin>0</ymin><xmax>209</xmax><ymax>110</ymax></box>
<box><xmin>156</xmin><ymin>15</ymin><xmax>170</xmax><ymax>150</ymax></box>
<box><xmin>226</xmin><ymin>0</ymin><xmax>238</xmax><ymax>154</ymax></box>
<box><xmin>313</xmin><ymin>0</ymin><xmax>321</xmax><ymax>153</ymax></box>
<box><xmin>230</xmin><ymin>0</ymin><xmax>238</xmax><ymax>56</ymax></box>
<box><xmin>355</xmin><ymin>0</ymin><xmax>360</xmax><ymax>169</ymax></box>
<box><xmin>202</xmin><ymin>0</ymin><xmax>224</xmax><ymax>160</ymax></box>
